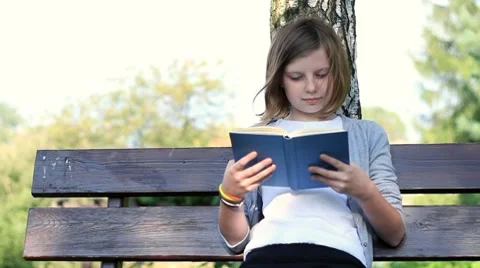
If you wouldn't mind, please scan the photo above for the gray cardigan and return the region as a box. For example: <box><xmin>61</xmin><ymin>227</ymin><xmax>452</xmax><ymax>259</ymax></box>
<box><xmin>220</xmin><ymin>114</ymin><xmax>406</xmax><ymax>268</ymax></box>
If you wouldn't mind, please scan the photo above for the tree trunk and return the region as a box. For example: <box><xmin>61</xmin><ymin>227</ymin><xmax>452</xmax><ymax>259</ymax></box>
<box><xmin>270</xmin><ymin>0</ymin><xmax>361</xmax><ymax>119</ymax></box>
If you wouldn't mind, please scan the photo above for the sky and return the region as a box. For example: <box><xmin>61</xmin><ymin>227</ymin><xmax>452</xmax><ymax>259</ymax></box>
<box><xmin>0</xmin><ymin>0</ymin><xmax>428</xmax><ymax>142</ymax></box>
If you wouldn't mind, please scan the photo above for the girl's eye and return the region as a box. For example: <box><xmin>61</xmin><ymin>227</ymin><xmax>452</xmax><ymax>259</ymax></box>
<box><xmin>290</xmin><ymin>76</ymin><xmax>303</xmax><ymax>81</ymax></box>
<box><xmin>316</xmin><ymin>73</ymin><xmax>328</xmax><ymax>78</ymax></box>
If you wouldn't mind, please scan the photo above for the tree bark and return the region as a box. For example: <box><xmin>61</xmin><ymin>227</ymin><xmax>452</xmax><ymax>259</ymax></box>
<box><xmin>270</xmin><ymin>0</ymin><xmax>361</xmax><ymax>119</ymax></box>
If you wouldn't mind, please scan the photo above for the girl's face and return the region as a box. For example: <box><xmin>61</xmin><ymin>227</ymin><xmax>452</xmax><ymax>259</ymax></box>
<box><xmin>282</xmin><ymin>47</ymin><xmax>333</xmax><ymax>121</ymax></box>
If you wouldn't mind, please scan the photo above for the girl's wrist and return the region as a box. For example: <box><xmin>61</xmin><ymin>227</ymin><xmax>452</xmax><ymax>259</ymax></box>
<box><xmin>220</xmin><ymin>198</ymin><xmax>244</xmax><ymax>209</ymax></box>
<box><xmin>355</xmin><ymin>180</ymin><xmax>377</xmax><ymax>203</ymax></box>
<box><xmin>219</xmin><ymin>183</ymin><xmax>244</xmax><ymax>202</ymax></box>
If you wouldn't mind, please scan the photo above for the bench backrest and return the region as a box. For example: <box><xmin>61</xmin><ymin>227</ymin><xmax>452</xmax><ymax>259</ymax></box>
<box><xmin>23</xmin><ymin>144</ymin><xmax>480</xmax><ymax>266</ymax></box>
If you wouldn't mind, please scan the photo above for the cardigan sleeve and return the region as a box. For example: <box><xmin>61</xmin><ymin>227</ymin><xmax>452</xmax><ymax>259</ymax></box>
<box><xmin>367</xmin><ymin>121</ymin><xmax>407</xmax><ymax>231</ymax></box>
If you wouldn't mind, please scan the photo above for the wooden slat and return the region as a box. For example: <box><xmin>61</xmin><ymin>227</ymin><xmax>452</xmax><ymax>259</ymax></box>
<box><xmin>23</xmin><ymin>206</ymin><xmax>480</xmax><ymax>261</ymax></box>
<box><xmin>391</xmin><ymin>143</ymin><xmax>480</xmax><ymax>193</ymax></box>
<box><xmin>32</xmin><ymin>148</ymin><xmax>230</xmax><ymax>197</ymax></box>
<box><xmin>32</xmin><ymin>144</ymin><xmax>480</xmax><ymax>197</ymax></box>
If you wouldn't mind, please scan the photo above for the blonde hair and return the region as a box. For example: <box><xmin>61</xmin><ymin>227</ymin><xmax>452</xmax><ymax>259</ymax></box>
<box><xmin>254</xmin><ymin>17</ymin><xmax>350</xmax><ymax>123</ymax></box>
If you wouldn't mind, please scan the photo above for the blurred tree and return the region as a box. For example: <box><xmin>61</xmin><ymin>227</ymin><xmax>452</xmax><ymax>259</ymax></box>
<box><xmin>362</xmin><ymin>106</ymin><xmax>407</xmax><ymax>143</ymax></box>
<box><xmin>45</xmin><ymin>60</ymin><xmax>231</xmax><ymax>150</ymax></box>
<box><xmin>413</xmin><ymin>0</ymin><xmax>480</xmax><ymax>205</ymax></box>
<box><xmin>0</xmin><ymin>102</ymin><xmax>23</xmax><ymax>142</ymax></box>
<box><xmin>0</xmin><ymin>128</ymin><xmax>54</xmax><ymax>268</ymax></box>
<box><xmin>413</xmin><ymin>0</ymin><xmax>480</xmax><ymax>144</ymax></box>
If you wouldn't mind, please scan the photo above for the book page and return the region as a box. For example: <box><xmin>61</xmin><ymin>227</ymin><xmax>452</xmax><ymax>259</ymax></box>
<box><xmin>289</xmin><ymin>128</ymin><xmax>345</xmax><ymax>137</ymax></box>
<box><xmin>230</xmin><ymin>126</ymin><xmax>344</xmax><ymax>137</ymax></box>
<box><xmin>230</xmin><ymin>126</ymin><xmax>287</xmax><ymax>135</ymax></box>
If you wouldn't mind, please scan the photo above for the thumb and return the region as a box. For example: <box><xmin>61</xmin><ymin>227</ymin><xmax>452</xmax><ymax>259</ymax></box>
<box><xmin>226</xmin><ymin>160</ymin><xmax>235</xmax><ymax>169</ymax></box>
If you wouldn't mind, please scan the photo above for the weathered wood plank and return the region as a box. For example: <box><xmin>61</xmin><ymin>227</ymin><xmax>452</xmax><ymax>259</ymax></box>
<box><xmin>23</xmin><ymin>206</ymin><xmax>480</xmax><ymax>261</ymax></box>
<box><xmin>32</xmin><ymin>144</ymin><xmax>480</xmax><ymax>197</ymax></box>
<box><xmin>32</xmin><ymin>148</ymin><xmax>230</xmax><ymax>197</ymax></box>
<box><xmin>391</xmin><ymin>143</ymin><xmax>480</xmax><ymax>193</ymax></box>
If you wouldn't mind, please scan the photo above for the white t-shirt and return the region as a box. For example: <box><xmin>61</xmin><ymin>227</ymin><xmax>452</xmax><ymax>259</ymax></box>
<box><xmin>244</xmin><ymin>116</ymin><xmax>366</xmax><ymax>266</ymax></box>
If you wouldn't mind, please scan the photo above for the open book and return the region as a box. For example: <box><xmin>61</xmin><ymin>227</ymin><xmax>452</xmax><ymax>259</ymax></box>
<box><xmin>229</xmin><ymin>126</ymin><xmax>349</xmax><ymax>190</ymax></box>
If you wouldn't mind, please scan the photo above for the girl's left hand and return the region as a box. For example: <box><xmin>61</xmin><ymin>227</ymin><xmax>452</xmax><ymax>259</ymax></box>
<box><xmin>308</xmin><ymin>154</ymin><xmax>375</xmax><ymax>202</ymax></box>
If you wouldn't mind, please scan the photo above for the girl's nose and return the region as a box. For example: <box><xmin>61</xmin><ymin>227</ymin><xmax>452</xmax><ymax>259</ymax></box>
<box><xmin>305</xmin><ymin>77</ymin><xmax>317</xmax><ymax>93</ymax></box>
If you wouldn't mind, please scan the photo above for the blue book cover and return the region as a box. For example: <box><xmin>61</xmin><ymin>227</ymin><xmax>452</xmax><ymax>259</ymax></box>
<box><xmin>229</xmin><ymin>126</ymin><xmax>349</xmax><ymax>191</ymax></box>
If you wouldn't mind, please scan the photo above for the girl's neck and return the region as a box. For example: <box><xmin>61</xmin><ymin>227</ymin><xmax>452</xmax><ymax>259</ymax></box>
<box><xmin>284</xmin><ymin>113</ymin><xmax>337</xmax><ymax>122</ymax></box>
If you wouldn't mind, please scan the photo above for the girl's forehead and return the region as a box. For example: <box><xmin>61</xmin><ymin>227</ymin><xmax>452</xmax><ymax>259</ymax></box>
<box><xmin>285</xmin><ymin>47</ymin><xmax>329</xmax><ymax>71</ymax></box>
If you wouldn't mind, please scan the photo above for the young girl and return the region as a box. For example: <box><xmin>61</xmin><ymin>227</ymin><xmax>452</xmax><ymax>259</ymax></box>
<box><xmin>218</xmin><ymin>18</ymin><xmax>406</xmax><ymax>268</ymax></box>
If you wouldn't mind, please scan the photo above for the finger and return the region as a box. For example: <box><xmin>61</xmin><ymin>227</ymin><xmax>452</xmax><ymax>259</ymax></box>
<box><xmin>244</xmin><ymin>171</ymin><xmax>273</xmax><ymax>192</ymax></box>
<box><xmin>233</xmin><ymin>151</ymin><xmax>258</xmax><ymax>170</ymax></box>
<box><xmin>308</xmin><ymin>166</ymin><xmax>340</xmax><ymax>180</ymax></box>
<box><xmin>311</xmin><ymin>175</ymin><xmax>343</xmax><ymax>191</ymax></box>
<box><xmin>241</xmin><ymin>157</ymin><xmax>273</xmax><ymax>178</ymax></box>
<box><xmin>320</xmin><ymin>154</ymin><xmax>347</xmax><ymax>170</ymax></box>
<box><xmin>226</xmin><ymin>160</ymin><xmax>235</xmax><ymax>169</ymax></box>
<box><xmin>245</xmin><ymin>183</ymin><xmax>261</xmax><ymax>192</ymax></box>
<box><xmin>311</xmin><ymin>174</ymin><xmax>329</xmax><ymax>183</ymax></box>
<box><xmin>245</xmin><ymin>180</ymin><xmax>267</xmax><ymax>192</ymax></box>
<box><xmin>244</xmin><ymin>164</ymin><xmax>276</xmax><ymax>186</ymax></box>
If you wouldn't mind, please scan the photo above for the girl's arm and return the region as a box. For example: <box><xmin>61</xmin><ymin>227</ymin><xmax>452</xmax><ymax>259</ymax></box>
<box><xmin>310</xmin><ymin>158</ymin><xmax>405</xmax><ymax>247</ymax></box>
<box><xmin>309</xmin><ymin>122</ymin><xmax>406</xmax><ymax>247</ymax></box>
<box><xmin>363</xmin><ymin>122</ymin><xmax>406</xmax><ymax>246</ymax></box>
<box><xmin>218</xmin><ymin>153</ymin><xmax>276</xmax><ymax>250</ymax></box>
<box><xmin>355</xmin><ymin>182</ymin><xmax>405</xmax><ymax>247</ymax></box>
<box><xmin>218</xmin><ymin>202</ymin><xmax>250</xmax><ymax>246</ymax></box>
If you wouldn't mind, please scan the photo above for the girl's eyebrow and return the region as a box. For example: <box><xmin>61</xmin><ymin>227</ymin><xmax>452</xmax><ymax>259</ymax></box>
<box><xmin>285</xmin><ymin>67</ymin><xmax>330</xmax><ymax>74</ymax></box>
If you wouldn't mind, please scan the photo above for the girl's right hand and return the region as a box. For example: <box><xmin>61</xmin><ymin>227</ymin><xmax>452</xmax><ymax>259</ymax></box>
<box><xmin>221</xmin><ymin>151</ymin><xmax>276</xmax><ymax>198</ymax></box>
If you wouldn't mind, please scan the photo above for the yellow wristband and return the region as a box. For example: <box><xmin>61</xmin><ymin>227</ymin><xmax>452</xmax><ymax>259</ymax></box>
<box><xmin>218</xmin><ymin>184</ymin><xmax>243</xmax><ymax>202</ymax></box>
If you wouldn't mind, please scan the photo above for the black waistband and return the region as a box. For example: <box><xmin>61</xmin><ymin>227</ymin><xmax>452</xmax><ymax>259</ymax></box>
<box><xmin>243</xmin><ymin>243</ymin><xmax>365</xmax><ymax>268</ymax></box>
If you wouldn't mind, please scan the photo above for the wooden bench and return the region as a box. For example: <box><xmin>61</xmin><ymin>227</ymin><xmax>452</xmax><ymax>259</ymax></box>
<box><xmin>23</xmin><ymin>144</ymin><xmax>480</xmax><ymax>267</ymax></box>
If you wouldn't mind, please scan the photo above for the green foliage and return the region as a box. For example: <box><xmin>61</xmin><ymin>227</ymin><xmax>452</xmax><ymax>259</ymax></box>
<box><xmin>361</xmin><ymin>107</ymin><xmax>407</xmax><ymax>142</ymax></box>
<box><xmin>458</xmin><ymin>193</ymin><xmax>480</xmax><ymax>205</ymax></box>
<box><xmin>137</xmin><ymin>196</ymin><xmax>220</xmax><ymax>206</ymax></box>
<box><xmin>195</xmin><ymin>261</ymin><xmax>241</xmax><ymax>268</ymax></box>
<box><xmin>0</xmin><ymin>130</ymin><xmax>52</xmax><ymax>268</ymax></box>
<box><xmin>44</xmin><ymin>61</ymin><xmax>231</xmax><ymax>149</ymax></box>
<box><xmin>413</xmin><ymin>0</ymin><xmax>480</xmax><ymax>143</ymax></box>
<box><xmin>0</xmin><ymin>102</ymin><xmax>23</xmax><ymax>143</ymax></box>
